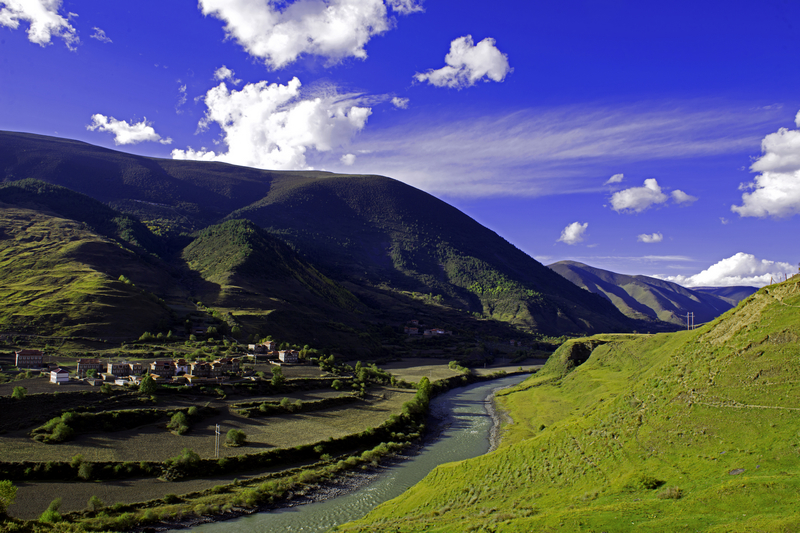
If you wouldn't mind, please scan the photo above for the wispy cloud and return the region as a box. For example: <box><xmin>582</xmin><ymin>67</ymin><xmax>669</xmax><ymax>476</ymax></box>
<box><xmin>325</xmin><ymin>101</ymin><xmax>780</xmax><ymax>198</ymax></box>
<box><xmin>90</xmin><ymin>26</ymin><xmax>111</xmax><ymax>43</ymax></box>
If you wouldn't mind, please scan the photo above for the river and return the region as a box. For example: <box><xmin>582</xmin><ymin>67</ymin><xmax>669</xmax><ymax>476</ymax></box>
<box><xmin>184</xmin><ymin>373</ymin><xmax>530</xmax><ymax>533</ymax></box>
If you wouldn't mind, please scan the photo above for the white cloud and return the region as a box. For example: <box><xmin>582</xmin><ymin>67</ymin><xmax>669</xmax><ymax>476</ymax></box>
<box><xmin>86</xmin><ymin>114</ymin><xmax>172</xmax><ymax>146</ymax></box>
<box><xmin>391</xmin><ymin>97</ymin><xmax>409</xmax><ymax>109</ymax></box>
<box><xmin>637</xmin><ymin>232</ymin><xmax>663</xmax><ymax>243</ymax></box>
<box><xmin>171</xmin><ymin>77</ymin><xmax>372</xmax><ymax>170</ymax></box>
<box><xmin>0</xmin><ymin>0</ymin><xmax>78</xmax><ymax>50</ymax></box>
<box><xmin>214</xmin><ymin>65</ymin><xmax>241</xmax><ymax>85</ymax></box>
<box><xmin>340</xmin><ymin>153</ymin><xmax>356</xmax><ymax>165</ymax></box>
<box><xmin>557</xmin><ymin>222</ymin><xmax>588</xmax><ymax>245</ymax></box>
<box><xmin>325</xmin><ymin>101</ymin><xmax>781</xmax><ymax>199</ymax></box>
<box><xmin>89</xmin><ymin>26</ymin><xmax>111</xmax><ymax>43</ymax></box>
<box><xmin>656</xmin><ymin>252</ymin><xmax>794</xmax><ymax>288</ymax></box>
<box><xmin>610</xmin><ymin>178</ymin><xmax>668</xmax><ymax>213</ymax></box>
<box><xmin>604</xmin><ymin>173</ymin><xmax>624</xmax><ymax>185</ymax></box>
<box><xmin>414</xmin><ymin>35</ymin><xmax>511</xmax><ymax>89</ymax></box>
<box><xmin>671</xmin><ymin>189</ymin><xmax>698</xmax><ymax>204</ymax></box>
<box><xmin>732</xmin><ymin>109</ymin><xmax>800</xmax><ymax>218</ymax></box>
<box><xmin>198</xmin><ymin>0</ymin><xmax>421</xmax><ymax>69</ymax></box>
<box><xmin>386</xmin><ymin>0</ymin><xmax>423</xmax><ymax>14</ymax></box>
<box><xmin>176</xmin><ymin>84</ymin><xmax>187</xmax><ymax>113</ymax></box>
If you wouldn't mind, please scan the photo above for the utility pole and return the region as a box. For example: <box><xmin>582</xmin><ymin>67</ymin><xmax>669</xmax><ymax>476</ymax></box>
<box><xmin>686</xmin><ymin>312</ymin><xmax>694</xmax><ymax>331</ymax></box>
<box><xmin>215</xmin><ymin>424</ymin><xmax>220</xmax><ymax>458</ymax></box>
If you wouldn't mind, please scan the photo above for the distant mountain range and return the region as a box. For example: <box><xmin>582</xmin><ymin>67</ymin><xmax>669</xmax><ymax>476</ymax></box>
<box><xmin>0</xmin><ymin>131</ymin><xmax>634</xmax><ymax>350</ymax></box>
<box><xmin>548</xmin><ymin>260</ymin><xmax>757</xmax><ymax>327</ymax></box>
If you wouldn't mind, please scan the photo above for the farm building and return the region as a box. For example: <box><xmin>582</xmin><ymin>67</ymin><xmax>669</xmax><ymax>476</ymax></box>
<box><xmin>76</xmin><ymin>358</ymin><xmax>103</xmax><ymax>377</ymax></box>
<box><xmin>15</xmin><ymin>349</ymin><xmax>43</xmax><ymax>368</ymax></box>
<box><xmin>279</xmin><ymin>350</ymin><xmax>299</xmax><ymax>364</ymax></box>
<box><xmin>50</xmin><ymin>367</ymin><xmax>69</xmax><ymax>384</ymax></box>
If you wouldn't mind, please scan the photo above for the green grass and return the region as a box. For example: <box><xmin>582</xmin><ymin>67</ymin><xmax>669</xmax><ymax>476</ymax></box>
<box><xmin>339</xmin><ymin>276</ymin><xmax>800</xmax><ymax>532</ymax></box>
<box><xmin>0</xmin><ymin>205</ymin><xmax>173</xmax><ymax>338</ymax></box>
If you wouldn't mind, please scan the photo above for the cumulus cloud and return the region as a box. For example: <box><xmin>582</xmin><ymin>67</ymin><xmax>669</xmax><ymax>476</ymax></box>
<box><xmin>214</xmin><ymin>65</ymin><xmax>241</xmax><ymax>85</ymax></box>
<box><xmin>732</xmin><ymin>109</ymin><xmax>800</xmax><ymax>218</ymax></box>
<box><xmin>0</xmin><ymin>0</ymin><xmax>79</xmax><ymax>49</ymax></box>
<box><xmin>340</xmin><ymin>153</ymin><xmax>357</xmax><ymax>166</ymax></box>
<box><xmin>656</xmin><ymin>252</ymin><xmax>795</xmax><ymax>288</ymax></box>
<box><xmin>171</xmin><ymin>77</ymin><xmax>372</xmax><ymax>170</ymax></box>
<box><xmin>86</xmin><ymin>114</ymin><xmax>172</xmax><ymax>145</ymax></box>
<box><xmin>637</xmin><ymin>232</ymin><xmax>663</xmax><ymax>243</ymax></box>
<box><xmin>391</xmin><ymin>97</ymin><xmax>409</xmax><ymax>109</ymax></box>
<box><xmin>198</xmin><ymin>0</ymin><xmax>422</xmax><ymax>69</ymax></box>
<box><xmin>90</xmin><ymin>26</ymin><xmax>111</xmax><ymax>43</ymax></box>
<box><xmin>386</xmin><ymin>0</ymin><xmax>423</xmax><ymax>14</ymax></box>
<box><xmin>671</xmin><ymin>189</ymin><xmax>698</xmax><ymax>204</ymax></box>
<box><xmin>610</xmin><ymin>178</ymin><xmax>669</xmax><ymax>212</ymax></box>
<box><xmin>414</xmin><ymin>35</ymin><xmax>511</xmax><ymax>89</ymax></box>
<box><xmin>557</xmin><ymin>222</ymin><xmax>588</xmax><ymax>245</ymax></box>
<box><xmin>604</xmin><ymin>173</ymin><xmax>624</xmax><ymax>185</ymax></box>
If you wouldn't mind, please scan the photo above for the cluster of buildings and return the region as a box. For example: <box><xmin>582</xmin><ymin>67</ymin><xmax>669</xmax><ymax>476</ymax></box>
<box><xmin>76</xmin><ymin>357</ymin><xmax>243</xmax><ymax>386</ymax></box>
<box><xmin>247</xmin><ymin>342</ymin><xmax>300</xmax><ymax>363</ymax></box>
<box><xmin>403</xmin><ymin>320</ymin><xmax>453</xmax><ymax>337</ymax></box>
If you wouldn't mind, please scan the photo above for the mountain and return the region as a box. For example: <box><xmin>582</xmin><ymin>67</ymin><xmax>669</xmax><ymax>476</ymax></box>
<box><xmin>691</xmin><ymin>285</ymin><xmax>758</xmax><ymax>306</ymax></box>
<box><xmin>548</xmin><ymin>260</ymin><xmax>735</xmax><ymax>327</ymax></box>
<box><xmin>0</xmin><ymin>181</ymin><xmax>175</xmax><ymax>337</ymax></box>
<box><xmin>340</xmin><ymin>275</ymin><xmax>800</xmax><ymax>531</ymax></box>
<box><xmin>0</xmin><ymin>131</ymin><xmax>633</xmax><ymax>341</ymax></box>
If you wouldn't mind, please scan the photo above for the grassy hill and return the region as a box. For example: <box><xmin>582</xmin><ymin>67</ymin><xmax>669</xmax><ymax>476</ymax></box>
<box><xmin>0</xmin><ymin>202</ymin><xmax>173</xmax><ymax>338</ymax></box>
<box><xmin>0</xmin><ymin>131</ymin><xmax>633</xmax><ymax>340</ymax></box>
<box><xmin>549</xmin><ymin>260</ymin><xmax>736</xmax><ymax>327</ymax></box>
<box><xmin>340</xmin><ymin>274</ymin><xmax>800</xmax><ymax>531</ymax></box>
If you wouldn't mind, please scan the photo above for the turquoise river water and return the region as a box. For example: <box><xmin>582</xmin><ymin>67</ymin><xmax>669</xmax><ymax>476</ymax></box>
<box><xmin>182</xmin><ymin>373</ymin><xmax>530</xmax><ymax>533</ymax></box>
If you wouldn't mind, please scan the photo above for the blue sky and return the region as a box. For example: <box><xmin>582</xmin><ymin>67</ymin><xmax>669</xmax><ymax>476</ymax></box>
<box><xmin>2</xmin><ymin>0</ymin><xmax>799</xmax><ymax>287</ymax></box>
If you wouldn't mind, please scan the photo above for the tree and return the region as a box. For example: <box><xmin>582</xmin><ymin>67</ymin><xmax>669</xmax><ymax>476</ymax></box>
<box><xmin>85</xmin><ymin>369</ymin><xmax>98</xmax><ymax>379</ymax></box>
<box><xmin>167</xmin><ymin>412</ymin><xmax>189</xmax><ymax>435</ymax></box>
<box><xmin>0</xmin><ymin>480</ymin><xmax>16</xmax><ymax>517</ymax></box>
<box><xmin>138</xmin><ymin>374</ymin><xmax>157</xmax><ymax>395</ymax></box>
<box><xmin>225</xmin><ymin>428</ymin><xmax>247</xmax><ymax>447</ymax></box>
<box><xmin>39</xmin><ymin>498</ymin><xmax>62</xmax><ymax>523</ymax></box>
<box><xmin>11</xmin><ymin>386</ymin><xmax>26</xmax><ymax>400</ymax></box>
<box><xmin>87</xmin><ymin>495</ymin><xmax>104</xmax><ymax>512</ymax></box>
<box><xmin>271</xmin><ymin>365</ymin><xmax>285</xmax><ymax>387</ymax></box>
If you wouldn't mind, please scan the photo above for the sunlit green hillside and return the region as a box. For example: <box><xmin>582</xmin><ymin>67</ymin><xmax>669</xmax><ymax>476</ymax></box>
<box><xmin>340</xmin><ymin>275</ymin><xmax>800</xmax><ymax>532</ymax></box>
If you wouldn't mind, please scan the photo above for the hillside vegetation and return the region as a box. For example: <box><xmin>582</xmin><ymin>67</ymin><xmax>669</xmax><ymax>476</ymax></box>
<box><xmin>549</xmin><ymin>260</ymin><xmax>739</xmax><ymax>327</ymax></box>
<box><xmin>0</xmin><ymin>131</ymin><xmax>632</xmax><ymax>340</ymax></box>
<box><xmin>0</xmin><ymin>204</ymin><xmax>172</xmax><ymax>337</ymax></box>
<box><xmin>341</xmin><ymin>275</ymin><xmax>800</xmax><ymax>531</ymax></box>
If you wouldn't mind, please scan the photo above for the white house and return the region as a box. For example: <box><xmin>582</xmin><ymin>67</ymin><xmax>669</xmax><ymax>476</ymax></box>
<box><xmin>50</xmin><ymin>367</ymin><xmax>69</xmax><ymax>384</ymax></box>
<box><xmin>278</xmin><ymin>350</ymin><xmax>299</xmax><ymax>364</ymax></box>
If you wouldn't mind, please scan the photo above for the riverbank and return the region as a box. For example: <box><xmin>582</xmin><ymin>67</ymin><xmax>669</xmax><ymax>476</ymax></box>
<box><xmin>144</xmin><ymin>373</ymin><xmax>532</xmax><ymax>532</ymax></box>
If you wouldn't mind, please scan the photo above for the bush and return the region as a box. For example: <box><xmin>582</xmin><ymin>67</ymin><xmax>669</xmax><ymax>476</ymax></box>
<box><xmin>87</xmin><ymin>495</ymin><xmax>104</xmax><ymax>512</ymax></box>
<box><xmin>139</xmin><ymin>374</ymin><xmax>157</xmax><ymax>395</ymax></box>
<box><xmin>11</xmin><ymin>386</ymin><xmax>26</xmax><ymax>400</ymax></box>
<box><xmin>226</xmin><ymin>429</ymin><xmax>247</xmax><ymax>447</ymax></box>
<box><xmin>78</xmin><ymin>462</ymin><xmax>93</xmax><ymax>480</ymax></box>
<box><xmin>167</xmin><ymin>412</ymin><xmax>190</xmax><ymax>435</ymax></box>
<box><xmin>658</xmin><ymin>486</ymin><xmax>683</xmax><ymax>499</ymax></box>
<box><xmin>271</xmin><ymin>366</ymin><xmax>285</xmax><ymax>387</ymax></box>
<box><xmin>0</xmin><ymin>480</ymin><xmax>16</xmax><ymax>517</ymax></box>
<box><xmin>39</xmin><ymin>498</ymin><xmax>62</xmax><ymax>523</ymax></box>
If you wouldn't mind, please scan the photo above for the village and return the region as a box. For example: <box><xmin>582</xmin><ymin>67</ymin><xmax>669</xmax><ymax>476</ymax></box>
<box><xmin>11</xmin><ymin>341</ymin><xmax>301</xmax><ymax>388</ymax></box>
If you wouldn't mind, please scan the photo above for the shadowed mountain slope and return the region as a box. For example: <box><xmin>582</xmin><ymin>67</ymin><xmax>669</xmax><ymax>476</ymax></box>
<box><xmin>0</xmin><ymin>131</ymin><xmax>632</xmax><ymax>338</ymax></box>
<box><xmin>549</xmin><ymin>260</ymin><xmax>736</xmax><ymax>326</ymax></box>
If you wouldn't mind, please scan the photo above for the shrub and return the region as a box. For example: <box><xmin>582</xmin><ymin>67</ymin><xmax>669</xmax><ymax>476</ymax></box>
<box><xmin>78</xmin><ymin>462</ymin><xmax>93</xmax><ymax>480</ymax></box>
<box><xmin>0</xmin><ymin>480</ymin><xmax>16</xmax><ymax>517</ymax></box>
<box><xmin>226</xmin><ymin>428</ymin><xmax>247</xmax><ymax>447</ymax></box>
<box><xmin>167</xmin><ymin>412</ymin><xmax>190</xmax><ymax>435</ymax></box>
<box><xmin>39</xmin><ymin>498</ymin><xmax>62</xmax><ymax>523</ymax></box>
<box><xmin>87</xmin><ymin>495</ymin><xmax>104</xmax><ymax>512</ymax></box>
<box><xmin>271</xmin><ymin>366</ymin><xmax>285</xmax><ymax>387</ymax></box>
<box><xmin>11</xmin><ymin>386</ymin><xmax>26</xmax><ymax>400</ymax></box>
<box><xmin>658</xmin><ymin>486</ymin><xmax>683</xmax><ymax>499</ymax></box>
<box><xmin>139</xmin><ymin>374</ymin><xmax>157</xmax><ymax>395</ymax></box>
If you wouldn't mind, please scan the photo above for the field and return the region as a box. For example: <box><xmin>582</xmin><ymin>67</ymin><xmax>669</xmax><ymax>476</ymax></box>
<box><xmin>0</xmin><ymin>354</ymin><xmax>462</xmax><ymax>521</ymax></box>
<box><xmin>339</xmin><ymin>277</ymin><xmax>800</xmax><ymax>531</ymax></box>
